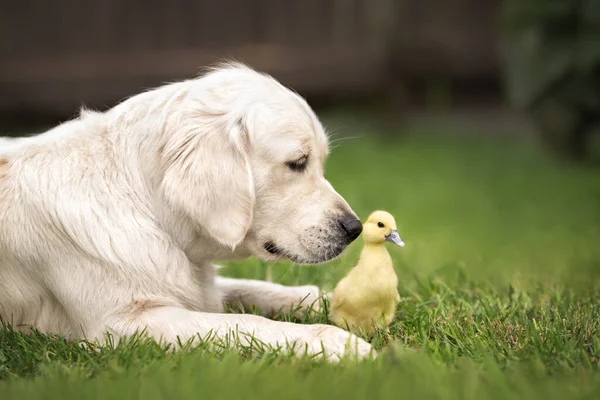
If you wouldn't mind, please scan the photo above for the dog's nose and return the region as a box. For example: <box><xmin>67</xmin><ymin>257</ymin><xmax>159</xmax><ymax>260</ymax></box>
<box><xmin>340</xmin><ymin>215</ymin><xmax>363</xmax><ymax>242</ymax></box>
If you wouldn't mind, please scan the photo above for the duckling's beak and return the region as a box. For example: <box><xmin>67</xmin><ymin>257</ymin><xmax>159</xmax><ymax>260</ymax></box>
<box><xmin>385</xmin><ymin>230</ymin><xmax>405</xmax><ymax>247</ymax></box>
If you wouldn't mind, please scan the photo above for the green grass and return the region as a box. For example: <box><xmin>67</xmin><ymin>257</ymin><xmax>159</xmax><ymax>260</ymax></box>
<box><xmin>2</xmin><ymin>114</ymin><xmax>600</xmax><ymax>399</ymax></box>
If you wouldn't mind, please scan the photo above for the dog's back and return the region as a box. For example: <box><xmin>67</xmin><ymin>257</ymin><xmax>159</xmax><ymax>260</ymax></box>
<box><xmin>0</xmin><ymin>136</ymin><xmax>28</xmax><ymax>150</ymax></box>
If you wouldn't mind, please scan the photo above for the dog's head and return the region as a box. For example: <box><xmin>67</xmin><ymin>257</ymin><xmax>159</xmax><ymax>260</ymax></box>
<box><xmin>160</xmin><ymin>63</ymin><xmax>361</xmax><ymax>264</ymax></box>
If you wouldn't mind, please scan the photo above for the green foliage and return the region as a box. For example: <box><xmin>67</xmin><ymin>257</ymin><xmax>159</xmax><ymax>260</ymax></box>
<box><xmin>501</xmin><ymin>0</ymin><xmax>600</xmax><ymax>158</ymax></box>
<box><xmin>501</xmin><ymin>0</ymin><xmax>600</xmax><ymax>110</ymax></box>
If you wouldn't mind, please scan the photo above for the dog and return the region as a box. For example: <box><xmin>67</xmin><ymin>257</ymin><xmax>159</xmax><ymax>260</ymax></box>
<box><xmin>0</xmin><ymin>63</ymin><xmax>372</xmax><ymax>361</ymax></box>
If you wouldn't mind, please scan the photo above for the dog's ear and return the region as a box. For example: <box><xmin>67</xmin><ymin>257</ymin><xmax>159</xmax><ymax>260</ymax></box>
<box><xmin>160</xmin><ymin>115</ymin><xmax>254</xmax><ymax>250</ymax></box>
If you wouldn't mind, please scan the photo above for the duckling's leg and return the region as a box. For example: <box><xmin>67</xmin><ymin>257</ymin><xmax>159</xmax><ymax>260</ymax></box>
<box><xmin>384</xmin><ymin>304</ymin><xmax>397</xmax><ymax>327</ymax></box>
<box><xmin>347</xmin><ymin>314</ymin><xmax>378</xmax><ymax>338</ymax></box>
<box><xmin>362</xmin><ymin>320</ymin><xmax>376</xmax><ymax>338</ymax></box>
<box><xmin>332</xmin><ymin>313</ymin><xmax>372</xmax><ymax>338</ymax></box>
<box><xmin>331</xmin><ymin>311</ymin><xmax>356</xmax><ymax>332</ymax></box>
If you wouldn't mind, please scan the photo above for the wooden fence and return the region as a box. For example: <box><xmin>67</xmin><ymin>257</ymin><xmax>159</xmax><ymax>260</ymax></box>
<box><xmin>0</xmin><ymin>0</ymin><xmax>502</xmax><ymax>117</ymax></box>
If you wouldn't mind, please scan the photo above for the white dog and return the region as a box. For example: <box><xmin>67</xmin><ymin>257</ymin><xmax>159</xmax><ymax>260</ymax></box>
<box><xmin>0</xmin><ymin>63</ymin><xmax>372</xmax><ymax>361</ymax></box>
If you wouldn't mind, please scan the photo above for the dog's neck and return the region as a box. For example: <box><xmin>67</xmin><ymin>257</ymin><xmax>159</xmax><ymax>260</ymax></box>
<box><xmin>105</xmin><ymin>81</ymin><xmax>187</xmax><ymax>190</ymax></box>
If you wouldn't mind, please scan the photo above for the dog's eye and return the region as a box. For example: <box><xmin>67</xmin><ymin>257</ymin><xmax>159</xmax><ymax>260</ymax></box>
<box><xmin>377</xmin><ymin>222</ymin><xmax>385</xmax><ymax>228</ymax></box>
<box><xmin>286</xmin><ymin>156</ymin><xmax>308</xmax><ymax>172</ymax></box>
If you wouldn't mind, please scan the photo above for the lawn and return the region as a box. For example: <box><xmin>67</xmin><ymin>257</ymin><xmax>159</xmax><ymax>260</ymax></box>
<box><xmin>1</xmin><ymin>112</ymin><xmax>600</xmax><ymax>399</ymax></box>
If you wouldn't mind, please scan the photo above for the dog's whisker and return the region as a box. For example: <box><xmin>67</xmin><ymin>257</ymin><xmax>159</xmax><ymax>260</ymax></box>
<box><xmin>329</xmin><ymin>135</ymin><xmax>361</xmax><ymax>144</ymax></box>
<box><xmin>328</xmin><ymin>136</ymin><xmax>363</xmax><ymax>152</ymax></box>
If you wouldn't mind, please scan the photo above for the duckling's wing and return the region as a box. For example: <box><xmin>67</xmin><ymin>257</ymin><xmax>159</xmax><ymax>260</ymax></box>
<box><xmin>330</xmin><ymin>272</ymin><xmax>358</xmax><ymax>309</ymax></box>
<box><xmin>332</xmin><ymin>269</ymin><xmax>368</xmax><ymax>310</ymax></box>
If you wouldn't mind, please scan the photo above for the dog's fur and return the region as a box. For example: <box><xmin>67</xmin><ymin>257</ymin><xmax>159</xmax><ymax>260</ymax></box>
<box><xmin>0</xmin><ymin>63</ymin><xmax>372</xmax><ymax>361</ymax></box>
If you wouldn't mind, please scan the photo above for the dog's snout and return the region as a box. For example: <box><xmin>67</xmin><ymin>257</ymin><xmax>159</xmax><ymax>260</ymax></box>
<box><xmin>340</xmin><ymin>215</ymin><xmax>363</xmax><ymax>242</ymax></box>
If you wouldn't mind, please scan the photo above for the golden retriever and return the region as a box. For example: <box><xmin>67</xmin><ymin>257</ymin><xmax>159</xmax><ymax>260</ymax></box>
<box><xmin>0</xmin><ymin>63</ymin><xmax>371</xmax><ymax>361</ymax></box>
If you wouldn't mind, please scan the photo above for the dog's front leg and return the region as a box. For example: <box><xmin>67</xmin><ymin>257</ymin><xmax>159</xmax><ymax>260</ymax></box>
<box><xmin>215</xmin><ymin>276</ymin><xmax>323</xmax><ymax>318</ymax></box>
<box><xmin>109</xmin><ymin>306</ymin><xmax>372</xmax><ymax>362</ymax></box>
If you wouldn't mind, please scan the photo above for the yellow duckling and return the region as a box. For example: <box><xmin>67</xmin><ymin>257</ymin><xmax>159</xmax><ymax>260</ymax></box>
<box><xmin>329</xmin><ymin>210</ymin><xmax>404</xmax><ymax>336</ymax></box>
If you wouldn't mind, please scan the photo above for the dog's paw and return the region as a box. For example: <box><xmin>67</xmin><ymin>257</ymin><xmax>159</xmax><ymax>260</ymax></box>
<box><xmin>287</xmin><ymin>285</ymin><xmax>322</xmax><ymax>316</ymax></box>
<box><xmin>321</xmin><ymin>291</ymin><xmax>333</xmax><ymax>303</ymax></box>
<box><xmin>298</xmin><ymin>324</ymin><xmax>374</xmax><ymax>362</ymax></box>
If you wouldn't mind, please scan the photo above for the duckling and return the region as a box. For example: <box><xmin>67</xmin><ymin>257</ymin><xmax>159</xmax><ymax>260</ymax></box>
<box><xmin>329</xmin><ymin>210</ymin><xmax>404</xmax><ymax>336</ymax></box>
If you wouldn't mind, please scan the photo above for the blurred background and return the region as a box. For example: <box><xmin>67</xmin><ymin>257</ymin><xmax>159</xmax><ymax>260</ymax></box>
<box><xmin>0</xmin><ymin>0</ymin><xmax>599</xmax><ymax>159</ymax></box>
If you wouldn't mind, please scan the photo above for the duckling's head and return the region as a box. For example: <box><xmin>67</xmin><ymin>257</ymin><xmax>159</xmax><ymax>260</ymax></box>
<box><xmin>362</xmin><ymin>210</ymin><xmax>405</xmax><ymax>247</ymax></box>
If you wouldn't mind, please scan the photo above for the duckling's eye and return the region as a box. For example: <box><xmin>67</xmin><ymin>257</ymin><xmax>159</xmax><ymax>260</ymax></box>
<box><xmin>286</xmin><ymin>155</ymin><xmax>308</xmax><ymax>172</ymax></box>
<box><xmin>377</xmin><ymin>222</ymin><xmax>385</xmax><ymax>228</ymax></box>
